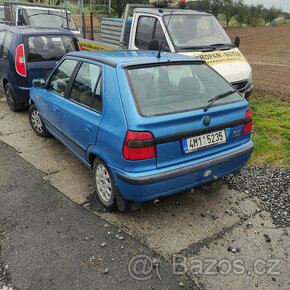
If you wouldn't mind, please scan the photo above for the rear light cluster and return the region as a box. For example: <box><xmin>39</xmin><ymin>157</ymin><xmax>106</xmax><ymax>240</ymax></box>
<box><xmin>123</xmin><ymin>131</ymin><xmax>156</xmax><ymax>161</ymax></box>
<box><xmin>15</xmin><ymin>44</ymin><xmax>26</xmax><ymax>77</ymax></box>
<box><xmin>243</xmin><ymin>109</ymin><xmax>253</xmax><ymax>134</ymax></box>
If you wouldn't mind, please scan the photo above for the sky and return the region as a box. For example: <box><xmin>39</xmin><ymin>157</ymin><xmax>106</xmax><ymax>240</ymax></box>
<box><xmin>243</xmin><ymin>0</ymin><xmax>290</xmax><ymax>12</ymax></box>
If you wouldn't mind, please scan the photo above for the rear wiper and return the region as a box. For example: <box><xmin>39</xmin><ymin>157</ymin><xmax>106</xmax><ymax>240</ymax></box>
<box><xmin>204</xmin><ymin>90</ymin><xmax>236</xmax><ymax>112</ymax></box>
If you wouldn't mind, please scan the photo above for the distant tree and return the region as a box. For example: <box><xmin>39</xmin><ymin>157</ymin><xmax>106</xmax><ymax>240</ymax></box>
<box><xmin>245</xmin><ymin>4</ymin><xmax>263</xmax><ymax>26</ymax></box>
<box><xmin>262</xmin><ymin>7</ymin><xmax>281</xmax><ymax>24</ymax></box>
<box><xmin>223</xmin><ymin>0</ymin><xmax>243</xmax><ymax>26</ymax></box>
<box><xmin>235</xmin><ymin>2</ymin><xmax>248</xmax><ymax>25</ymax></box>
<box><xmin>188</xmin><ymin>0</ymin><xmax>224</xmax><ymax>17</ymax></box>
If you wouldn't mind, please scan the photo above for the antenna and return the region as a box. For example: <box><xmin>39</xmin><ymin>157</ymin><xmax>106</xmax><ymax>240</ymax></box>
<box><xmin>157</xmin><ymin>11</ymin><xmax>173</xmax><ymax>58</ymax></box>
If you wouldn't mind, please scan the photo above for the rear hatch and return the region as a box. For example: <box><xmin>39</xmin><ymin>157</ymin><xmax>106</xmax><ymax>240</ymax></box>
<box><xmin>148</xmin><ymin>101</ymin><xmax>249</xmax><ymax>169</ymax></box>
<box><xmin>124</xmin><ymin>62</ymin><xmax>251</xmax><ymax>169</ymax></box>
<box><xmin>24</xmin><ymin>34</ymin><xmax>79</xmax><ymax>85</ymax></box>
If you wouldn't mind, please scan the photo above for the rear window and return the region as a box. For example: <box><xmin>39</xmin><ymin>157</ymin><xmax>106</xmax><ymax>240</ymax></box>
<box><xmin>26</xmin><ymin>35</ymin><xmax>76</xmax><ymax>62</ymax></box>
<box><xmin>25</xmin><ymin>8</ymin><xmax>78</xmax><ymax>31</ymax></box>
<box><xmin>127</xmin><ymin>63</ymin><xmax>242</xmax><ymax>117</ymax></box>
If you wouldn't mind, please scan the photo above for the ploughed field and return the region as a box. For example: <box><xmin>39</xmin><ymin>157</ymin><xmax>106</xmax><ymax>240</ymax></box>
<box><xmin>226</xmin><ymin>25</ymin><xmax>290</xmax><ymax>102</ymax></box>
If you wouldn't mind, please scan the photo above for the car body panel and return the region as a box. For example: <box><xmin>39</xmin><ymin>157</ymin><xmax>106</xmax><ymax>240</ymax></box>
<box><xmin>30</xmin><ymin>50</ymin><xmax>253</xmax><ymax>203</ymax></box>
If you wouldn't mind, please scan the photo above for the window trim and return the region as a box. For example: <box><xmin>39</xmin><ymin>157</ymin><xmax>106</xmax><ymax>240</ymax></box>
<box><xmin>66</xmin><ymin>60</ymin><xmax>103</xmax><ymax>114</ymax></box>
<box><xmin>46</xmin><ymin>58</ymin><xmax>80</xmax><ymax>98</ymax></box>
<box><xmin>135</xmin><ymin>15</ymin><xmax>169</xmax><ymax>50</ymax></box>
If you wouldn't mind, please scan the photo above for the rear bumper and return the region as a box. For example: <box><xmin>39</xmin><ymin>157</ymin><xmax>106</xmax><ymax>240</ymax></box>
<box><xmin>113</xmin><ymin>141</ymin><xmax>253</xmax><ymax>202</ymax></box>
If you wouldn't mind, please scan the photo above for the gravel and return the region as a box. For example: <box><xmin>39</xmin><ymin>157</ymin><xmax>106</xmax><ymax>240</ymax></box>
<box><xmin>222</xmin><ymin>165</ymin><xmax>290</xmax><ymax>228</ymax></box>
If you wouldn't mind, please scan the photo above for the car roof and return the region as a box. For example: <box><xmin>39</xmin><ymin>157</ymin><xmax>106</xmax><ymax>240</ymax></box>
<box><xmin>134</xmin><ymin>8</ymin><xmax>212</xmax><ymax>17</ymax></box>
<box><xmin>1</xmin><ymin>26</ymin><xmax>75</xmax><ymax>36</ymax></box>
<box><xmin>66</xmin><ymin>50</ymin><xmax>204</xmax><ymax>68</ymax></box>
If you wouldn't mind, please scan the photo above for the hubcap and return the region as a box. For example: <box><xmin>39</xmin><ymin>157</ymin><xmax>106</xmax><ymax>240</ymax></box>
<box><xmin>96</xmin><ymin>164</ymin><xmax>112</xmax><ymax>203</ymax></box>
<box><xmin>31</xmin><ymin>110</ymin><xmax>44</xmax><ymax>133</ymax></box>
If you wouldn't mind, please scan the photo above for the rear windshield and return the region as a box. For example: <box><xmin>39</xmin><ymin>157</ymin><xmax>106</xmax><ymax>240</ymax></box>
<box><xmin>25</xmin><ymin>8</ymin><xmax>77</xmax><ymax>31</ymax></box>
<box><xmin>26</xmin><ymin>35</ymin><xmax>76</xmax><ymax>62</ymax></box>
<box><xmin>127</xmin><ymin>63</ymin><xmax>242</xmax><ymax>117</ymax></box>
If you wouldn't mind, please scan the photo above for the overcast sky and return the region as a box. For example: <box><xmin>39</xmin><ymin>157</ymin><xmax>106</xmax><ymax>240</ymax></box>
<box><xmin>243</xmin><ymin>0</ymin><xmax>290</xmax><ymax>12</ymax></box>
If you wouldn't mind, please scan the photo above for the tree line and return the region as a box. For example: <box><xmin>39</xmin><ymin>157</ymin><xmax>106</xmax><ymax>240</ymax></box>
<box><xmin>26</xmin><ymin>0</ymin><xmax>288</xmax><ymax>25</ymax></box>
<box><xmin>187</xmin><ymin>0</ymin><xmax>283</xmax><ymax>26</ymax></box>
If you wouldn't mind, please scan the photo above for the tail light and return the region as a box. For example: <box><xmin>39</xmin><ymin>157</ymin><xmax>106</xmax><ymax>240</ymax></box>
<box><xmin>15</xmin><ymin>44</ymin><xmax>26</xmax><ymax>77</ymax></box>
<box><xmin>243</xmin><ymin>109</ymin><xmax>253</xmax><ymax>134</ymax></box>
<box><xmin>123</xmin><ymin>131</ymin><xmax>156</xmax><ymax>161</ymax></box>
<box><xmin>78</xmin><ymin>41</ymin><xmax>83</xmax><ymax>51</ymax></box>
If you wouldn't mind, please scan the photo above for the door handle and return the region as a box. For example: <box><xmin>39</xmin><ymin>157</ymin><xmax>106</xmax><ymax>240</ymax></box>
<box><xmin>53</xmin><ymin>106</ymin><xmax>59</xmax><ymax>112</ymax></box>
<box><xmin>85</xmin><ymin>125</ymin><xmax>93</xmax><ymax>133</ymax></box>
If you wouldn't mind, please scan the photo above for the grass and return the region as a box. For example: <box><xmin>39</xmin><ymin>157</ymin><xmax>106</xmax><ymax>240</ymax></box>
<box><xmin>248</xmin><ymin>95</ymin><xmax>290</xmax><ymax>167</ymax></box>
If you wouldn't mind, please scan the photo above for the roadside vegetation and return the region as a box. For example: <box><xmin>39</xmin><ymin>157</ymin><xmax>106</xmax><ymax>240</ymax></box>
<box><xmin>249</xmin><ymin>95</ymin><xmax>290</xmax><ymax>168</ymax></box>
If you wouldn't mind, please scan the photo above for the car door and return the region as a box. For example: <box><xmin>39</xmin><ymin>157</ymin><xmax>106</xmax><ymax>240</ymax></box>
<box><xmin>61</xmin><ymin>60</ymin><xmax>103</xmax><ymax>161</ymax></box>
<box><xmin>0</xmin><ymin>30</ymin><xmax>13</xmax><ymax>93</ymax></box>
<box><xmin>38</xmin><ymin>58</ymin><xmax>78</xmax><ymax>136</ymax></box>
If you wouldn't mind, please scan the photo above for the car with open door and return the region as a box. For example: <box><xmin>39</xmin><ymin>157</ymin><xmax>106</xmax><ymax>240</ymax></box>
<box><xmin>29</xmin><ymin>50</ymin><xmax>253</xmax><ymax>211</ymax></box>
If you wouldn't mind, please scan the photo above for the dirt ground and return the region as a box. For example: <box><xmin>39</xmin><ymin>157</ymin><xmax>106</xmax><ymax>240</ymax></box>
<box><xmin>226</xmin><ymin>25</ymin><xmax>290</xmax><ymax>102</ymax></box>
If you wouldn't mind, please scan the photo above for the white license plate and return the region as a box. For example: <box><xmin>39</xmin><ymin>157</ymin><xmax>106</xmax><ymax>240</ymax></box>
<box><xmin>182</xmin><ymin>130</ymin><xmax>226</xmax><ymax>153</ymax></box>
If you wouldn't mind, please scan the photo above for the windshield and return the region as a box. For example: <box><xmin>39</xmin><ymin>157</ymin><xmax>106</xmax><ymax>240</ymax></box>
<box><xmin>26</xmin><ymin>9</ymin><xmax>77</xmax><ymax>31</ymax></box>
<box><xmin>164</xmin><ymin>14</ymin><xmax>232</xmax><ymax>50</ymax></box>
<box><xmin>127</xmin><ymin>63</ymin><xmax>242</xmax><ymax>117</ymax></box>
<box><xmin>27</xmin><ymin>35</ymin><xmax>77</xmax><ymax>62</ymax></box>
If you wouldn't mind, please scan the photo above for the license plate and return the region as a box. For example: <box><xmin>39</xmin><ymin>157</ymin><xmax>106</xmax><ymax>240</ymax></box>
<box><xmin>182</xmin><ymin>130</ymin><xmax>226</xmax><ymax>153</ymax></box>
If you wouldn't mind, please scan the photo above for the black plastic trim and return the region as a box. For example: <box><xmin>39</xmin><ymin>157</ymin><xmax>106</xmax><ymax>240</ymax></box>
<box><xmin>122</xmin><ymin>59</ymin><xmax>205</xmax><ymax>69</ymax></box>
<box><xmin>127</xmin><ymin>139</ymin><xmax>155</xmax><ymax>148</ymax></box>
<box><xmin>116</xmin><ymin>143</ymin><xmax>254</xmax><ymax>185</ymax></box>
<box><xmin>40</xmin><ymin>114</ymin><xmax>86</xmax><ymax>152</ymax></box>
<box><xmin>155</xmin><ymin>117</ymin><xmax>252</xmax><ymax>145</ymax></box>
<box><xmin>66</xmin><ymin>53</ymin><xmax>117</xmax><ymax>68</ymax></box>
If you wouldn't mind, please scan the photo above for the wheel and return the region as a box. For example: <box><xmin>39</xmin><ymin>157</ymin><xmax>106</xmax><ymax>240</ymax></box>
<box><xmin>29</xmin><ymin>104</ymin><xmax>50</xmax><ymax>137</ymax></box>
<box><xmin>5</xmin><ymin>82</ymin><xmax>24</xmax><ymax>112</ymax></box>
<box><xmin>93</xmin><ymin>159</ymin><xmax>118</xmax><ymax>211</ymax></box>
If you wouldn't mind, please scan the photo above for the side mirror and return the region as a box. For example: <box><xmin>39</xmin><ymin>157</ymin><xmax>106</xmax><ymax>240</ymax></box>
<box><xmin>33</xmin><ymin>78</ymin><xmax>46</xmax><ymax>88</ymax></box>
<box><xmin>234</xmin><ymin>36</ymin><xmax>240</xmax><ymax>48</ymax></box>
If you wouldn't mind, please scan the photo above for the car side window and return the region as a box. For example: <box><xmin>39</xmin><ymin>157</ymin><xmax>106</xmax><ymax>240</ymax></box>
<box><xmin>135</xmin><ymin>16</ymin><xmax>169</xmax><ymax>50</ymax></box>
<box><xmin>92</xmin><ymin>77</ymin><xmax>102</xmax><ymax>112</ymax></box>
<box><xmin>69</xmin><ymin>62</ymin><xmax>102</xmax><ymax>111</ymax></box>
<box><xmin>48</xmin><ymin>59</ymin><xmax>78</xmax><ymax>96</ymax></box>
<box><xmin>18</xmin><ymin>9</ymin><xmax>27</xmax><ymax>25</ymax></box>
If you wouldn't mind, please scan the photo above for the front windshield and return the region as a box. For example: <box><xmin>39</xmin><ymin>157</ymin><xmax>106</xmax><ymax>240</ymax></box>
<box><xmin>164</xmin><ymin>14</ymin><xmax>232</xmax><ymax>50</ymax></box>
<box><xmin>127</xmin><ymin>63</ymin><xmax>242</xmax><ymax>117</ymax></box>
<box><xmin>26</xmin><ymin>9</ymin><xmax>77</xmax><ymax>31</ymax></box>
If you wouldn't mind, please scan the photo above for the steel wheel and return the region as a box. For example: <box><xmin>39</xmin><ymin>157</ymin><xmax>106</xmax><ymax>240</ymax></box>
<box><xmin>31</xmin><ymin>109</ymin><xmax>44</xmax><ymax>133</ymax></box>
<box><xmin>95</xmin><ymin>164</ymin><xmax>113</xmax><ymax>203</ymax></box>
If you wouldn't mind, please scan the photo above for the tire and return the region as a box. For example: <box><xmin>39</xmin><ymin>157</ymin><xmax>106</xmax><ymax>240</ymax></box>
<box><xmin>93</xmin><ymin>158</ymin><xmax>118</xmax><ymax>211</ymax></box>
<box><xmin>29</xmin><ymin>104</ymin><xmax>50</xmax><ymax>137</ymax></box>
<box><xmin>5</xmin><ymin>83</ymin><xmax>24</xmax><ymax>112</ymax></box>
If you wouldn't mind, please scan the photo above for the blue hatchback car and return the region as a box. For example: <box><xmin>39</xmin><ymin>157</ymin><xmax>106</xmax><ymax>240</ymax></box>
<box><xmin>29</xmin><ymin>50</ymin><xmax>253</xmax><ymax>211</ymax></box>
<box><xmin>0</xmin><ymin>26</ymin><xmax>80</xmax><ymax>111</ymax></box>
